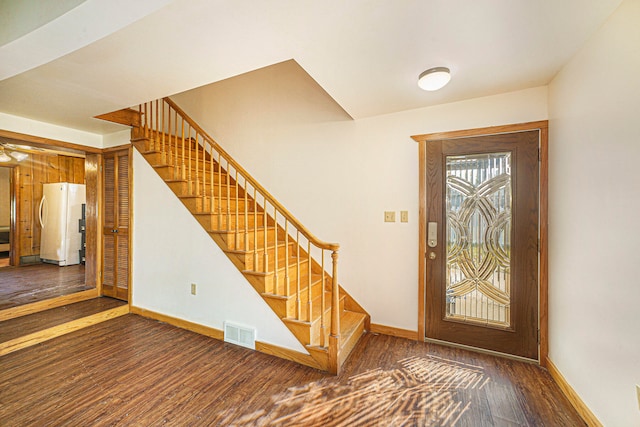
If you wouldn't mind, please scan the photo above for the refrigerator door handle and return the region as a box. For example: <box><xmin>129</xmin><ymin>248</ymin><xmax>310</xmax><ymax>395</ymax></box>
<box><xmin>39</xmin><ymin>196</ymin><xmax>46</xmax><ymax>228</ymax></box>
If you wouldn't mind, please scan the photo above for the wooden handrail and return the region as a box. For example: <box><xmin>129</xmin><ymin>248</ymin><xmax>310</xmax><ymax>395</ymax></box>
<box><xmin>162</xmin><ymin>97</ymin><xmax>340</xmax><ymax>252</ymax></box>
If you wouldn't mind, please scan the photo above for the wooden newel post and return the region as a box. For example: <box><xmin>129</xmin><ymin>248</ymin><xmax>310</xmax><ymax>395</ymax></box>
<box><xmin>328</xmin><ymin>250</ymin><xmax>341</xmax><ymax>375</ymax></box>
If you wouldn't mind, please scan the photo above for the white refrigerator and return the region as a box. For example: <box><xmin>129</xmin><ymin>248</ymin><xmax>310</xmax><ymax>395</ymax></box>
<box><xmin>39</xmin><ymin>183</ymin><xmax>86</xmax><ymax>266</ymax></box>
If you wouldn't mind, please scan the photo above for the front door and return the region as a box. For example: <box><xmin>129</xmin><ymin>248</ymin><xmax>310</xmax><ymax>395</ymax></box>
<box><xmin>424</xmin><ymin>130</ymin><xmax>539</xmax><ymax>359</ymax></box>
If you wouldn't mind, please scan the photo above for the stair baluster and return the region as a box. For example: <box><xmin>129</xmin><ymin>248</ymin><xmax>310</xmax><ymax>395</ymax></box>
<box><xmin>161</xmin><ymin>101</ymin><xmax>166</xmax><ymax>164</ymax></box>
<box><xmin>194</xmin><ymin>132</ymin><xmax>199</xmax><ymax>196</ymax></box>
<box><xmin>296</xmin><ymin>230</ymin><xmax>301</xmax><ymax>320</ymax></box>
<box><xmin>154</xmin><ymin>100</ymin><xmax>159</xmax><ymax>152</ymax></box>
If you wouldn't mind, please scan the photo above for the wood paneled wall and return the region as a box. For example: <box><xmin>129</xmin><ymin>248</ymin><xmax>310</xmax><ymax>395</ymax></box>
<box><xmin>16</xmin><ymin>154</ymin><xmax>85</xmax><ymax>260</ymax></box>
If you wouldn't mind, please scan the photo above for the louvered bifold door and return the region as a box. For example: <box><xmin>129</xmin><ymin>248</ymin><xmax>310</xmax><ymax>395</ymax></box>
<box><xmin>102</xmin><ymin>149</ymin><xmax>130</xmax><ymax>301</ymax></box>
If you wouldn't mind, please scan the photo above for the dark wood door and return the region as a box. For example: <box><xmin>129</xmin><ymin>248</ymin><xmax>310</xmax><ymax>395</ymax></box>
<box><xmin>102</xmin><ymin>149</ymin><xmax>130</xmax><ymax>301</ymax></box>
<box><xmin>425</xmin><ymin>131</ymin><xmax>539</xmax><ymax>359</ymax></box>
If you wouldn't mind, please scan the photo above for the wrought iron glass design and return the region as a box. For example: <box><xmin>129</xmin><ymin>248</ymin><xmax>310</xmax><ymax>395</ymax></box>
<box><xmin>445</xmin><ymin>152</ymin><xmax>512</xmax><ymax>327</ymax></box>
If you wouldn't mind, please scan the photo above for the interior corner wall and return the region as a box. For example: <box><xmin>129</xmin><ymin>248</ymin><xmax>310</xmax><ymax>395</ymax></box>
<box><xmin>547</xmin><ymin>0</ymin><xmax>640</xmax><ymax>425</ymax></box>
<box><xmin>131</xmin><ymin>150</ymin><xmax>307</xmax><ymax>353</ymax></box>
<box><xmin>172</xmin><ymin>83</ymin><xmax>548</xmax><ymax>333</ymax></box>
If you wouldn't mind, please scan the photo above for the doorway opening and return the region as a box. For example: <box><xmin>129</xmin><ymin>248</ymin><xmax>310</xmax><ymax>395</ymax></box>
<box><xmin>0</xmin><ymin>135</ymin><xmax>100</xmax><ymax>311</ymax></box>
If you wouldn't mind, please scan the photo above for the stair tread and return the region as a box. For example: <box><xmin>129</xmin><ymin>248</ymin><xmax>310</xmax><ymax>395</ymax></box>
<box><xmin>339</xmin><ymin>311</ymin><xmax>367</xmax><ymax>347</ymax></box>
<box><xmin>263</xmin><ymin>282</ymin><xmax>330</xmax><ymax>304</ymax></box>
<box><xmin>305</xmin><ymin>310</ymin><xmax>367</xmax><ymax>352</ymax></box>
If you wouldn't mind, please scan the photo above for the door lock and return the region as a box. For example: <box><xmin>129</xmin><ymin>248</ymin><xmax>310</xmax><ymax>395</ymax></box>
<box><xmin>428</xmin><ymin>252</ymin><xmax>436</xmax><ymax>260</ymax></box>
<box><xmin>427</xmin><ymin>222</ymin><xmax>437</xmax><ymax>247</ymax></box>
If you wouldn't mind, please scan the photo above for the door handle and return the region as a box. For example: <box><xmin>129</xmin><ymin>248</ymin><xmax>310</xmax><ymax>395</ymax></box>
<box><xmin>427</xmin><ymin>222</ymin><xmax>437</xmax><ymax>247</ymax></box>
<box><xmin>38</xmin><ymin>196</ymin><xmax>46</xmax><ymax>228</ymax></box>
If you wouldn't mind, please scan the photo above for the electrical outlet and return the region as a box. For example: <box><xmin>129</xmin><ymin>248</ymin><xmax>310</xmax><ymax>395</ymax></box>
<box><xmin>384</xmin><ymin>211</ymin><xmax>396</xmax><ymax>222</ymax></box>
<box><xmin>636</xmin><ymin>384</ymin><xmax>640</xmax><ymax>410</ymax></box>
<box><xmin>400</xmin><ymin>211</ymin><xmax>409</xmax><ymax>223</ymax></box>
<box><xmin>191</xmin><ymin>283</ymin><xmax>197</xmax><ymax>295</ymax></box>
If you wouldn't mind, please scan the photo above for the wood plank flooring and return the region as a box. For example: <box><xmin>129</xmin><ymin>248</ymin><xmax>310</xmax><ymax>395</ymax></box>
<box><xmin>0</xmin><ymin>297</ymin><xmax>126</xmax><ymax>343</ymax></box>
<box><xmin>0</xmin><ymin>314</ymin><xmax>585</xmax><ymax>426</ymax></box>
<box><xmin>0</xmin><ymin>263</ymin><xmax>90</xmax><ymax>310</ymax></box>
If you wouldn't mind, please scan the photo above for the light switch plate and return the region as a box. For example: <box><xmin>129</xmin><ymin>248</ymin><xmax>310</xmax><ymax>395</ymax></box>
<box><xmin>384</xmin><ymin>211</ymin><xmax>396</xmax><ymax>222</ymax></box>
<box><xmin>191</xmin><ymin>283</ymin><xmax>197</xmax><ymax>295</ymax></box>
<box><xmin>400</xmin><ymin>211</ymin><xmax>408</xmax><ymax>223</ymax></box>
<box><xmin>636</xmin><ymin>384</ymin><xmax>640</xmax><ymax>410</ymax></box>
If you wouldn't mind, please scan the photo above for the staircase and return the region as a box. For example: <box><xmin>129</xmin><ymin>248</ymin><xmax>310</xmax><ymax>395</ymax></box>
<box><xmin>128</xmin><ymin>98</ymin><xmax>368</xmax><ymax>374</ymax></box>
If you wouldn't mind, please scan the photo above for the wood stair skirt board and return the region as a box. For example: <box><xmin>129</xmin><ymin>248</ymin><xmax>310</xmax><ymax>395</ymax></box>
<box><xmin>130</xmin><ymin>100</ymin><xmax>369</xmax><ymax>374</ymax></box>
<box><xmin>131</xmin><ymin>306</ymin><xmax>323</xmax><ymax>371</ymax></box>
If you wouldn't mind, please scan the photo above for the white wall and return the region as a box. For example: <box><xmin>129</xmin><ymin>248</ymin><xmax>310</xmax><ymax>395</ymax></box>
<box><xmin>548</xmin><ymin>0</ymin><xmax>640</xmax><ymax>425</ymax></box>
<box><xmin>0</xmin><ymin>112</ymin><xmax>102</xmax><ymax>149</ymax></box>
<box><xmin>172</xmin><ymin>63</ymin><xmax>548</xmax><ymax>332</ymax></box>
<box><xmin>132</xmin><ymin>150</ymin><xmax>307</xmax><ymax>353</ymax></box>
<box><xmin>102</xmin><ymin>129</ymin><xmax>131</xmax><ymax>148</ymax></box>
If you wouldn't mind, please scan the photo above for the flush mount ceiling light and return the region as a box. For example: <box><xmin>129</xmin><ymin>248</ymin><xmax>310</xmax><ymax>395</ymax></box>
<box><xmin>418</xmin><ymin>67</ymin><xmax>451</xmax><ymax>91</ymax></box>
<box><xmin>9</xmin><ymin>151</ymin><xmax>28</xmax><ymax>161</ymax></box>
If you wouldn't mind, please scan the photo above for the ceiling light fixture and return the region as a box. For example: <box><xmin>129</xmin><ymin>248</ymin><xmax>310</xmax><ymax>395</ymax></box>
<box><xmin>0</xmin><ymin>148</ymin><xmax>11</xmax><ymax>162</ymax></box>
<box><xmin>9</xmin><ymin>151</ymin><xmax>28</xmax><ymax>161</ymax></box>
<box><xmin>418</xmin><ymin>67</ymin><xmax>451</xmax><ymax>91</ymax></box>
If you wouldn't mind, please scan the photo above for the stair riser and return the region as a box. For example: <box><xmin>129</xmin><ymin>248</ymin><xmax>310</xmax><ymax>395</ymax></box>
<box><xmin>179</xmin><ymin>193</ymin><xmax>249</xmax><ymax>215</ymax></box>
<box><xmin>144</xmin><ymin>150</ymin><xmax>217</xmax><ymax>166</ymax></box>
<box><xmin>152</xmin><ymin>163</ymin><xmax>231</xmax><ymax>183</ymax></box>
<box><xmin>243</xmin><ymin>252</ymin><xmax>309</xmax><ymax>275</ymax></box>
<box><xmin>255</xmin><ymin>259</ymin><xmax>312</xmax><ymax>280</ymax></box>
<box><xmin>216</xmin><ymin>228</ymin><xmax>279</xmax><ymax>251</ymax></box>
<box><xmin>182</xmin><ymin>197</ymin><xmax>259</xmax><ymax>214</ymax></box>
<box><xmin>230</xmin><ymin>241</ymin><xmax>296</xmax><ymax>267</ymax></box>
<box><xmin>138</xmin><ymin>136</ymin><xmax>201</xmax><ymax>151</ymax></box>
<box><xmin>263</xmin><ymin>281</ymin><xmax>325</xmax><ymax>319</ymax></box>
<box><xmin>195</xmin><ymin>213</ymin><xmax>272</xmax><ymax>231</ymax></box>
<box><xmin>282</xmin><ymin>320</ymin><xmax>315</xmax><ymax>346</ymax></box>
<box><xmin>177</xmin><ymin>184</ymin><xmax>242</xmax><ymax>199</ymax></box>
<box><xmin>296</xmin><ymin>291</ymin><xmax>326</xmax><ymax>322</ymax></box>
<box><xmin>230</xmin><ymin>244</ymin><xmax>296</xmax><ymax>273</ymax></box>
<box><xmin>164</xmin><ymin>168</ymin><xmax>231</xmax><ymax>185</ymax></box>
<box><xmin>244</xmin><ymin>264</ymin><xmax>318</xmax><ymax>295</ymax></box>
<box><xmin>162</xmin><ymin>175</ymin><xmax>230</xmax><ymax>189</ymax></box>
<box><xmin>143</xmin><ymin>145</ymin><xmax>217</xmax><ymax>162</ymax></box>
<box><xmin>282</xmin><ymin>313</ymin><xmax>339</xmax><ymax>347</ymax></box>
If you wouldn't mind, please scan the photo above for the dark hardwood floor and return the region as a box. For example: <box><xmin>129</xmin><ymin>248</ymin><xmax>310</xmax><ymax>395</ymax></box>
<box><xmin>0</xmin><ymin>314</ymin><xmax>585</xmax><ymax>426</ymax></box>
<box><xmin>0</xmin><ymin>297</ymin><xmax>126</xmax><ymax>343</ymax></box>
<box><xmin>0</xmin><ymin>263</ymin><xmax>90</xmax><ymax>310</ymax></box>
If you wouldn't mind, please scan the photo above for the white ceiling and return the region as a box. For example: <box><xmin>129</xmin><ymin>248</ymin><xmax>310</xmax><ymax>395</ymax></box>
<box><xmin>0</xmin><ymin>0</ymin><xmax>624</xmax><ymax>135</ymax></box>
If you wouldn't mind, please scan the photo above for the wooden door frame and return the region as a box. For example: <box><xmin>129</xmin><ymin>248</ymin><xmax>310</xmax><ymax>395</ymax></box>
<box><xmin>2</xmin><ymin>164</ymin><xmax>19</xmax><ymax>267</ymax></box>
<box><xmin>101</xmin><ymin>144</ymin><xmax>133</xmax><ymax>303</ymax></box>
<box><xmin>0</xmin><ymin>129</ymin><xmax>102</xmax><ymax>289</ymax></box>
<box><xmin>412</xmin><ymin>121</ymin><xmax>548</xmax><ymax>365</ymax></box>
